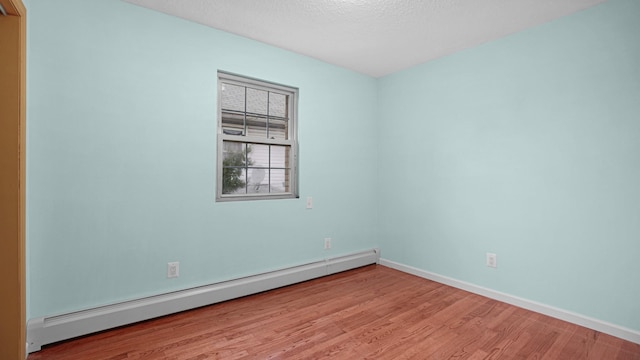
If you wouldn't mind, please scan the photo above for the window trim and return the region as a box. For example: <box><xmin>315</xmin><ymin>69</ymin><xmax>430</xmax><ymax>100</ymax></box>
<box><xmin>216</xmin><ymin>71</ymin><xmax>299</xmax><ymax>202</ymax></box>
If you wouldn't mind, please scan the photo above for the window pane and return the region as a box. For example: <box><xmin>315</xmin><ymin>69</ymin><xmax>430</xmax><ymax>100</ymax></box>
<box><xmin>247</xmin><ymin>144</ymin><xmax>269</xmax><ymax>168</ymax></box>
<box><xmin>222</xmin><ymin>142</ymin><xmax>247</xmax><ymax>194</ymax></box>
<box><xmin>222</xmin><ymin>167</ymin><xmax>246</xmax><ymax>194</ymax></box>
<box><xmin>268</xmin><ymin>118</ymin><xmax>288</xmax><ymax>140</ymax></box>
<box><xmin>220</xmin><ymin>83</ymin><xmax>245</xmax><ymax>112</ymax></box>
<box><xmin>246</xmin><ymin>88</ymin><xmax>268</xmax><ymax>115</ymax></box>
<box><xmin>245</xmin><ymin>115</ymin><xmax>267</xmax><ymax>138</ymax></box>
<box><xmin>268</xmin><ymin>93</ymin><xmax>288</xmax><ymax>140</ymax></box>
<box><xmin>270</xmin><ymin>169</ymin><xmax>288</xmax><ymax>193</ymax></box>
<box><xmin>223</xmin><ymin>141</ymin><xmax>245</xmax><ymax>161</ymax></box>
<box><xmin>270</xmin><ymin>145</ymin><xmax>289</xmax><ymax>169</ymax></box>
<box><xmin>221</xmin><ymin>111</ymin><xmax>244</xmax><ymax>135</ymax></box>
<box><xmin>247</xmin><ymin>168</ymin><xmax>268</xmax><ymax>194</ymax></box>
<box><xmin>269</xmin><ymin>93</ymin><xmax>287</xmax><ymax>118</ymax></box>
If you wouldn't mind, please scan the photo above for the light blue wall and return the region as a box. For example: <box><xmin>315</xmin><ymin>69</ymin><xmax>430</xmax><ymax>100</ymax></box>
<box><xmin>27</xmin><ymin>0</ymin><xmax>378</xmax><ymax>317</ymax></box>
<box><xmin>27</xmin><ymin>0</ymin><xmax>639</xmax><ymax>336</ymax></box>
<box><xmin>23</xmin><ymin>0</ymin><xmax>30</xmax><ymax>325</ymax></box>
<box><xmin>378</xmin><ymin>0</ymin><xmax>640</xmax><ymax>332</ymax></box>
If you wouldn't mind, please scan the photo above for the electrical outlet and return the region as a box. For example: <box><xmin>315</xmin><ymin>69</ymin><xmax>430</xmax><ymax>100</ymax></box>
<box><xmin>167</xmin><ymin>262</ymin><xmax>179</xmax><ymax>278</ymax></box>
<box><xmin>486</xmin><ymin>253</ymin><xmax>497</xmax><ymax>268</ymax></box>
<box><xmin>324</xmin><ymin>238</ymin><xmax>331</xmax><ymax>250</ymax></box>
<box><xmin>306</xmin><ymin>196</ymin><xmax>313</xmax><ymax>209</ymax></box>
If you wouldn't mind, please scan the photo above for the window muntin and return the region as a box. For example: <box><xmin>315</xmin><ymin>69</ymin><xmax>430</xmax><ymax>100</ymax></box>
<box><xmin>217</xmin><ymin>72</ymin><xmax>298</xmax><ymax>201</ymax></box>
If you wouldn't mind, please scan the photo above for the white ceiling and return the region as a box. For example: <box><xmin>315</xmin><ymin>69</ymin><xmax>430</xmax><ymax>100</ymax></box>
<box><xmin>123</xmin><ymin>0</ymin><xmax>606</xmax><ymax>78</ymax></box>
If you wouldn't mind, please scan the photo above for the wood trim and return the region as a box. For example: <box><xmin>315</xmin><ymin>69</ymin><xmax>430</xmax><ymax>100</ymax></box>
<box><xmin>0</xmin><ymin>0</ymin><xmax>26</xmax><ymax>359</ymax></box>
<box><xmin>0</xmin><ymin>0</ymin><xmax>25</xmax><ymax>16</ymax></box>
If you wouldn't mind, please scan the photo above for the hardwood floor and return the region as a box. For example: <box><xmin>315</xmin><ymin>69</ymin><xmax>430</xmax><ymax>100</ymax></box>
<box><xmin>28</xmin><ymin>265</ymin><xmax>640</xmax><ymax>359</ymax></box>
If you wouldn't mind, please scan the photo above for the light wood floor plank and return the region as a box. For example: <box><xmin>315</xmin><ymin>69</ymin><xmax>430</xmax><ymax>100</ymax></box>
<box><xmin>28</xmin><ymin>265</ymin><xmax>640</xmax><ymax>359</ymax></box>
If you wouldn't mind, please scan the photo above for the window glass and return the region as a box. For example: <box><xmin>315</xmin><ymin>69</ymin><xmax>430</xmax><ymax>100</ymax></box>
<box><xmin>217</xmin><ymin>72</ymin><xmax>298</xmax><ymax>201</ymax></box>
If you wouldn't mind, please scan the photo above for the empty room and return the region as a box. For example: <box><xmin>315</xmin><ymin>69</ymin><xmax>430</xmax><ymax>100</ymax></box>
<box><xmin>2</xmin><ymin>0</ymin><xmax>639</xmax><ymax>358</ymax></box>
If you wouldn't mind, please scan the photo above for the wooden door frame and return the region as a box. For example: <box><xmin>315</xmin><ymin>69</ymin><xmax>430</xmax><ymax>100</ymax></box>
<box><xmin>0</xmin><ymin>0</ymin><xmax>26</xmax><ymax>358</ymax></box>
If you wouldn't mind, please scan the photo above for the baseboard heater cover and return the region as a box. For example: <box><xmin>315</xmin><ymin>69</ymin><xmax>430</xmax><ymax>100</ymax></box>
<box><xmin>27</xmin><ymin>249</ymin><xmax>380</xmax><ymax>353</ymax></box>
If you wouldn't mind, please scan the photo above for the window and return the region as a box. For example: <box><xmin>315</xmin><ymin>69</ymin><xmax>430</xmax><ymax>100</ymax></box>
<box><xmin>216</xmin><ymin>72</ymin><xmax>298</xmax><ymax>201</ymax></box>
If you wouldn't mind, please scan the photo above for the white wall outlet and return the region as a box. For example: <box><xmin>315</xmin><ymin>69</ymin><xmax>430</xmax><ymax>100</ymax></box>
<box><xmin>167</xmin><ymin>262</ymin><xmax>179</xmax><ymax>278</ymax></box>
<box><xmin>324</xmin><ymin>238</ymin><xmax>331</xmax><ymax>250</ymax></box>
<box><xmin>306</xmin><ymin>196</ymin><xmax>313</xmax><ymax>209</ymax></box>
<box><xmin>486</xmin><ymin>253</ymin><xmax>497</xmax><ymax>268</ymax></box>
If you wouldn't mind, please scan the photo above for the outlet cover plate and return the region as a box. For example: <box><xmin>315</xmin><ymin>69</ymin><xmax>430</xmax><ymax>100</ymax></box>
<box><xmin>306</xmin><ymin>197</ymin><xmax>313</xmax><ymax>209</ymax></box>
<box><xmin>167</xmin><ymin>262</ymin><xmax>180</xmax><ymax>278</ymax></box>
<box><xmin>486</xmin><ymin>253</ymin><xmax>497</xmax><ymax>268</ymax></box>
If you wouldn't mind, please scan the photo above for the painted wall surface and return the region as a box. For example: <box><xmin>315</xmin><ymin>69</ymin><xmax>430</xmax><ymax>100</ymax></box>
<box><xmin>0</xmin><ymin>2</ymin><xmax>27</xmax><ymax>358</ymax></box>
<box><xmin>378</xmin><ymin>0</ymin><xmax>640</xmax><ymax>331</ymax></box>
<box><xmin>23</xmin><ymin>0</ymin><xmax>30</xmax><ymax>324</ymax></box>
<box><xmin>27</xmin><ymin>0</ymin><xmax>640</xmax><ymax>337</ymax></box>
<box><xmin>27</xmin><ymin>0</ymin><xmax>378</xmax><ymax>318</ymax></box>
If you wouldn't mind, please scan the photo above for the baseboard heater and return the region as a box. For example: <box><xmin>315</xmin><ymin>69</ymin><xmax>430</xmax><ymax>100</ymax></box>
<box><xmin>27</xmin><ymin>248</ymin><xmax>380</xmax><ymax>353</ymax></box>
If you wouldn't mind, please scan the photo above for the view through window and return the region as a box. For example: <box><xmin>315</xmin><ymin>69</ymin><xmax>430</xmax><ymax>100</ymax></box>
<box><xmin>216</xmin><ymin>72</ymin><xmax>298</xmax><ymax>201</ymax></box>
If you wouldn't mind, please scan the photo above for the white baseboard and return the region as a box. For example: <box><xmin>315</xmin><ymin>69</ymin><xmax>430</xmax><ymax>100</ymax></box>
<box><xmin>26</xmin><ymin>249</ymin><xmax>380</xmax><ymax>353</ymax></box>
<box><xmin>380</xmin><ymin>258</ymin><xmax>640</xmax><ymax>345</ymax></box>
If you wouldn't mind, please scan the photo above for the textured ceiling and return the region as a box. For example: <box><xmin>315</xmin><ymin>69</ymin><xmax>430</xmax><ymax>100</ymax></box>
<box><xmin>123</xmin><ymin>0</ymin><xmax>606</xmax><ymax>77</ymax></box>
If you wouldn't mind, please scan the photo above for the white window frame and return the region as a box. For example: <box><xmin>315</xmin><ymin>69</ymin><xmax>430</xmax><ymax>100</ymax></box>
<box><xmin>216</xmin><ymin>71</ymin><xmax>299</xmax><ymax>202</ymax></box>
